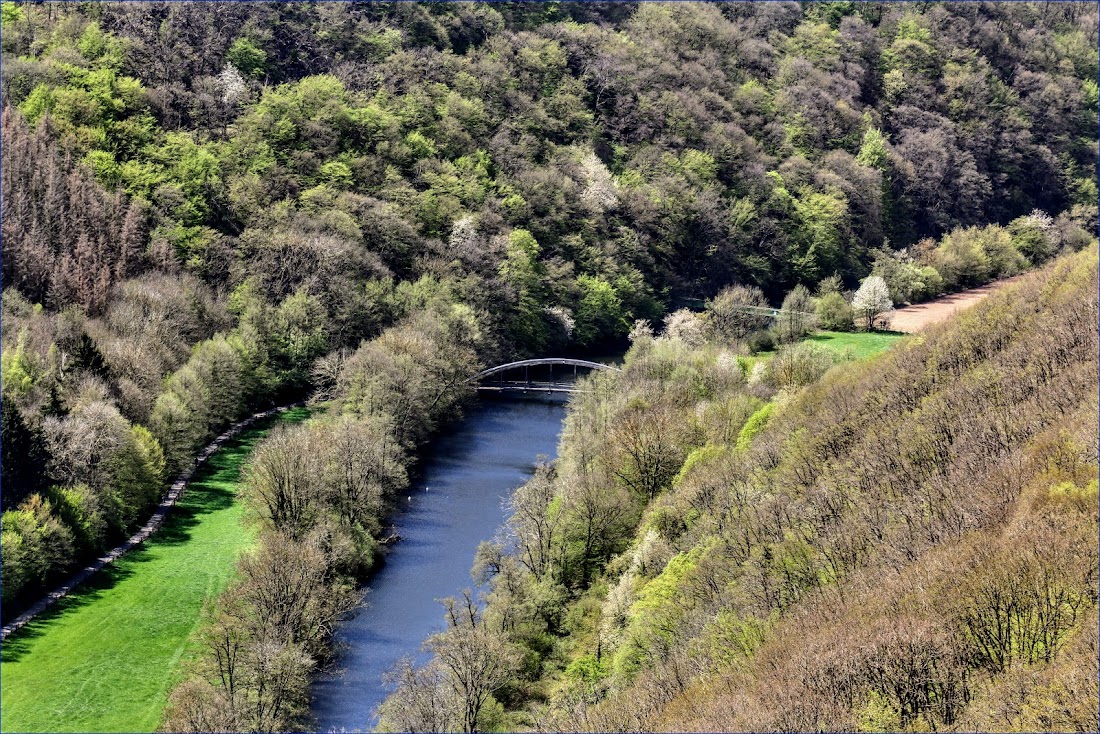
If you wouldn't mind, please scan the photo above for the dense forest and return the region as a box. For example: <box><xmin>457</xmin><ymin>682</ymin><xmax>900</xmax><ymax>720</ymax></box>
<box><xmin>0</xmin><ymin>2</ymin><xmax>1097</xmax><ymax>732</ymax></box>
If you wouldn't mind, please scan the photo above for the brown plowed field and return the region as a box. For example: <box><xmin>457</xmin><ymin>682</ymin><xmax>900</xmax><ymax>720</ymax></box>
<box><xmin>889</xmin><ymin>275</ymin><xmax>1025</xmax><ymax>333</ymax></box>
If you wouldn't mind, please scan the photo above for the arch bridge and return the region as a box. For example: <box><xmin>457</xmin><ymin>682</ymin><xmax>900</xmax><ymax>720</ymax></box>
<box><xmin>467</xmin><ymin>358</ymin><xmax>620</xmax><ymax>394</ymax></box>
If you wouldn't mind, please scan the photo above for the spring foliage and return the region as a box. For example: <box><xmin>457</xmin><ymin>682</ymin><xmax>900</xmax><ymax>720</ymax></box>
<box><xmin>381</xmin><ymin>251</ymin><xmax>1099</xmax><ymax>733</ymax></box>
<box><xmin>0</xmin><ymin>3</ymin><xmax>1097</xmax><ymax>730</ymax></box>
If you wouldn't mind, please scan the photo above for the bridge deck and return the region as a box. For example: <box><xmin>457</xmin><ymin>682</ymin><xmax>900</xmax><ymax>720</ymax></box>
<box><xmin>477</xmin><ymin>384</ymin><xmax>579</xmax><ymax>394</ymax></box>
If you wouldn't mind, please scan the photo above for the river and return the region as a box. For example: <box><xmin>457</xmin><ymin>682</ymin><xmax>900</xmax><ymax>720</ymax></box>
<box><xmin>310</xmin><ymin>394</ymin><xmax>569</xmax><ymax>732</ymax></box>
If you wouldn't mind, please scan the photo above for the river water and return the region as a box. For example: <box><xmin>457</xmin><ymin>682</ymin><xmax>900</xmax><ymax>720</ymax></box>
<box><xmin>310</xmin><ymin>394</ymin><xmax>568</xmax><ymax>732</ymax></box>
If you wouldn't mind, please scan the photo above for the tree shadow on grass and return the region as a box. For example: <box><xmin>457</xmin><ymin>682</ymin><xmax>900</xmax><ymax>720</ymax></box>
<box><xmin>1</xmin><ymin>562</ymin><xmax>137</xmax><ymax>664</ymax></box>
<box><xmin>152</xmin><ymin>449</ymin><xmax>250</xmax><ymax>547</ymax></box>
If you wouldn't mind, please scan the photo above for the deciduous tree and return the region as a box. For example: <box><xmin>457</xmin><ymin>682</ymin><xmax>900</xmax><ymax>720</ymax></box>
<box><xmin>851</xmin><ymin>275</ymin><xmax>892</xmax><ymax>331</ymax></box>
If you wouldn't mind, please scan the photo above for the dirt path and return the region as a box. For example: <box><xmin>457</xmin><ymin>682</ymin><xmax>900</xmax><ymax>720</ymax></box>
<box><xmin>889</xmin><ymin>275</ymin><xmax>1025</xmax><ymax>333</ymax></box>
<box><xmin>0</xmin><ymin>402</ymin><xmax>302</xmax><ymax>642</ymax></box>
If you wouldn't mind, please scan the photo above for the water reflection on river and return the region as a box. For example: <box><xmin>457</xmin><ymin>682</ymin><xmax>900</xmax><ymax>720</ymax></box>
<box><xmin>311</xmin><ymin>394</ymin><xmax>568</xmax><ymax>732</ymax></box>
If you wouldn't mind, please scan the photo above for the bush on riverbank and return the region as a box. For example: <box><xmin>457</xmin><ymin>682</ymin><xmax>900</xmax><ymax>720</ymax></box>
<box><xmin>163</xmin><ymin>296</ymin><xmax>483</xmax><ymax>732</ymax></box>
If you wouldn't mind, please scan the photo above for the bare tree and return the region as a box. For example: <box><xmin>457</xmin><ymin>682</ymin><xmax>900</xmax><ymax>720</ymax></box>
<box><xmin>378</xmin><ymin>658</ymin><xmax>458</xmax><ymax>733</ymax></box>
<box><xmin>775</xmin><ymin>285</ymin><xmax>817</xmax><ymax>343</ymax></box>
<box><xmin>428</xmin><ymin>591</ymin><xmax>521</xmax><ymax>733</ymax></box>
<box><xmin>234</xmin><ymin>531</ymin><xmax>358</xmax><ymax>657</ymax></box>
<box><xmin>242</xmin><ymin>425</ymin><xmax>322</xmax><ymax>537</ymax></box>
<box><xmin>706</xmin><ymin>285</ymin><xmax>772</xmax><ymax>342</ymax></box>
<box><xmin>508</xmin><ymin>461</ymin><xmax>562</xmax><ymax>580</ymax></box>
<box><xmin>321</xmin><ymin>414</ymin><xmax>406</xmax><ymax>532</ymax></box>
<box><xmin>562</xmin><ymin>473</ymin><xmax>635</xmax><ymax>584</ymax></box>
<box><xmin>608</xmin><ymin>402</ymin><xmax>689</xmax><ymax>501</ymax></box>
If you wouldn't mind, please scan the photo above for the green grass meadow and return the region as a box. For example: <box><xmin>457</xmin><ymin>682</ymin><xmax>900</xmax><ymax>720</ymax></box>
<box><xmin>805</xmin><ymin>330</ymin><xmax>908</xmax><ymax>360</ymax></box>
<box><xmin>744</xmin><ymin>329</ymin><xmax>908</xmax><ymax>373</ymax></box>
<box><xmin>0</xmin><ymin>407</ymin><xmax>309</xmax><ymax>733</ymax></box>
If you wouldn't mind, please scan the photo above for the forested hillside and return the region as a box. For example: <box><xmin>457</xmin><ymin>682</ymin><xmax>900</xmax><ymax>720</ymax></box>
<box><xmin>380</xmin><ymin>249</ymin><xmax>1098</xmax><ymax>733</ymax></box>
<box><xmin>1</xmin><ymin>3</ymin><xmax>1097</xmax><ymax>731</ymax></box>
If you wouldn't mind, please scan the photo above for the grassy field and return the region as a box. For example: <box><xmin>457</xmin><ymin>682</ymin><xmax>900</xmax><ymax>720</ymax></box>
<box><xmin>0</xmin><ymin>407</ymin><xmax>309</xmax><ymax>734</ymax></box>
<box><xmin>745</xmin><ymin>329</ymin><xmax>908</xmax><ymax>371</ymax></box>
<box><xmin>804</xmin><ymin>330</ymin><xmax>908</xmax><ymax>360</ymax></box>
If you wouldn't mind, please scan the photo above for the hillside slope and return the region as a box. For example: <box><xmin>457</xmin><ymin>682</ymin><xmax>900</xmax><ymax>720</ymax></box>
<box><xmin>551</xmin><ymin>248</ymin><xmax>1099</xmax><ymax>732</ymax></box>
<box><xmin>378</xmin><ymin>249</ymin><xmax>1097</xmax><ymax>733</ymax></box>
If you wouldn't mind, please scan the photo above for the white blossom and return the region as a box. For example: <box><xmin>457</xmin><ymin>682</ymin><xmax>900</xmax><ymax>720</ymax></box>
<box><xmin>661</xmin><ymin>309</ymin><xmax>706</xmax><ymax>347</ymax></box>
<box><xmin>748</xmin><ymin>361</ymin><xmax>768</xmax><ymax>387</ymax></box>
<box><xmin>628</xmin><ymin>319</ymin><xmax>655</xmax><ymax>344</ymax></box>
<box><xmin>1026</xmin><ymin>209</ymin><xmax>1054</xmax><ymax>231</ymax></box>
<box><xmin>448</xmin><ymin>215</ymin><xmax>479</xmax><ymax>252</ymax></box>
<box><xmin>544</xmin><ymin>306</ymin><xmax>575</xmax><ymax>338</ymax></box>
<box><xmin>216</xmin><ymin>63</ymin><xmax>246</xmax><ymax>104</ymax></box>
<box><xmin>852</xmin><ymin>275</ymin><xmax>893</xmax><ymax>330</ymax></box>
<box><xmin>579</xmin><ymin>152</ymin><xmax>619</xmax><ymax>213</ymax></box>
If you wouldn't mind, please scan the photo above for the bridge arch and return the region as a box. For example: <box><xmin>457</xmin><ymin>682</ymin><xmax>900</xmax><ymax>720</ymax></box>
<box><xmin>467</xmin><ymin>358</ymin><xmax>620</xmax><ymax>393</ymax></box>
<box><xmin>468</xmin><ymin>358</ymin><xmax>620</xmax><ymax>383</ymax></box>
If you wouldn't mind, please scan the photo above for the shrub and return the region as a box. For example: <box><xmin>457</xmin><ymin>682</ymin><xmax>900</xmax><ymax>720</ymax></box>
<box><xmin>706</xmin><ymin>285</ymin><xmax>771</xmax><ymax>343</ymax></box>
<box><xmin>736</xmin><ymin>402</ymin><xmax>775</xmax><ymax>451</ymax></box>
<box><xmin>775</xmin><ymin>285</ymin><xmax>817</xmax><ymax>343</ymax></box>
<box><xmin>816</xmin><ymin>291</ymin><xmax>855</xmax><ymax>331</ymax></box>
<box><xmin>766</xmin><ymin>343</ymin><xmax>835</xmax><ymax>390</ymax></box>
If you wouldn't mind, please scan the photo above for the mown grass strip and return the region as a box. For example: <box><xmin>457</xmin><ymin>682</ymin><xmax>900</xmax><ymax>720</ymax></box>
<box><xmin>0</xmin><ymin>407</ymin><xmax>310</xmax><ymax>734</ymax></box>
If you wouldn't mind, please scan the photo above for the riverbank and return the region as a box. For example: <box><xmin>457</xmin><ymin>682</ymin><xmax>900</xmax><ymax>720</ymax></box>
<box><xmin>162</xmin><ymin>300</ymin><xmax>484</xmax><ymax>732</ymax></box>
<box><xmin>311</xmin><ymin>394</ymin><xmax>569</xmax><ymax>731</ymax></box>
<box><xmin>0</xmin><ymin>407</ymin><xmax>310</xmax><ymax>733</ymax></box>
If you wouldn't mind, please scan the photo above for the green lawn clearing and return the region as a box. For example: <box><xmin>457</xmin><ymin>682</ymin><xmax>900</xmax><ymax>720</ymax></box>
<box><xmin>0</xmin><ymin>407</ymin><xmax>309</xmax><ymax>734</ymax></box>
<box><xmin>742</xmin><ymin>329</ymin><xmax>907</xmax><ymax>373</ymax></box>
<box><xmin>805</xmin><ymin>330</ymin><xmax>908</xmax><ymax>360</ymax></box>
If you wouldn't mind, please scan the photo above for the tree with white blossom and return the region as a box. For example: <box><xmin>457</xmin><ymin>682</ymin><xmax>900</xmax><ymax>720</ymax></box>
<box><xmin>852</xmin><ymin>275</ymin><xmax>893</xmax><ymax>331</ymax></box>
